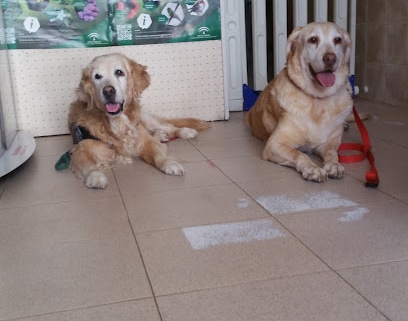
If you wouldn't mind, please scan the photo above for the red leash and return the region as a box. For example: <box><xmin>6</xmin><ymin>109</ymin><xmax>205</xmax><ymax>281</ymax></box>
<box><xmin>338</xmin><ymin>105</ymin><xmax>379</xmax><ymax>187</ymax></box>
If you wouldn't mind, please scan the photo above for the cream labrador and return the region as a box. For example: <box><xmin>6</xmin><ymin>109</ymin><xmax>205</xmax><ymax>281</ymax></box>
<box><xmin>246</xmin><ymin>22</ymin><xmax>353</xmax><ymax>182</ymax></box>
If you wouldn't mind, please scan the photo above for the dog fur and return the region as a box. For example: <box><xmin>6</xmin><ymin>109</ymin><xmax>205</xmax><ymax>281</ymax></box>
<box><xmin>68</xmin><ymin>53</ymin><xmax>210</xmax><ymax>189</ymax></box>
<box><xmin>246</xmin><ymin>22</ymin><xmax>353</xmax><ymax>182</ymax></box>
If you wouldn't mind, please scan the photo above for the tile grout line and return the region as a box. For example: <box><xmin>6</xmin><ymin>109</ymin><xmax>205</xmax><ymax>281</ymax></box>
<box><xmin>263</xmin><ymin>206</ymin><xmax>394</xmax><ymax>321</ymax></box>
<box><xmin>112</xmin><ymin>169</ymin><xmax>165</xmax><ymax>321</ymax></box>
<box><xmin>1</xmin><ymin>299</ymin><xmax>154</xmax><ymax>321</ymax></box>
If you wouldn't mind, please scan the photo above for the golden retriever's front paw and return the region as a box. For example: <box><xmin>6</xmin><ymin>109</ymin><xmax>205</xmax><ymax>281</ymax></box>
<box><xmin>179</xmin><ymin>128</ymin><xmax>198</xmax><ymax>139</ymax></box>
<box><xmin>301</xmin><ymin>166</ymin><xmax>328</xmax><ymax>182</ymax></box>
<box><xmin>163</xmin><ymin>159</ymin><xmax>185</xmax><ymax>176</ymax></box>
<box><xmin>85</xmin><ymin>171</ymin><xmax>108</xmax><ymax>189</ymax></box>
<box><xmin>156</xmin><ymin>130</ymin><xmax>170</xmax><ymax>142</ymax></box>
<box><xmin>324</xmin><ymin>162</ymin><xmax>345</xmax><ymax>179</ymax></box>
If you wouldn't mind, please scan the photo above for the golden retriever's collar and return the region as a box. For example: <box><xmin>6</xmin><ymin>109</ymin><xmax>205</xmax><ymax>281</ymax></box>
<box><xmin>72</xmin><ymin>124</ymin><xmax>98</xmax><ymax>144</ymax></box>
<box><xmin>56</xmin><ymin>125</ymin><xmax>99</xmax><ymax>171</ymax></box>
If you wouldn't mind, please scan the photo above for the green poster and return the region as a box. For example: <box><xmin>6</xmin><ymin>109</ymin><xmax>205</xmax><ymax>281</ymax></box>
<box><xmin>1</xmin><ymin>0</ymin><xmax>111</xmax><ymax>49</ymax></box>
<box><xmin>0</xmin><ymin>0</ymin><xmax>221</xmax><ymax>49</ymax></box>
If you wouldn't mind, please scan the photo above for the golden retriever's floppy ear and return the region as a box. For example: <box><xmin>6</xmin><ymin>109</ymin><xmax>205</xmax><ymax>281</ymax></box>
<box><xmin>128</xmin><ymin>59</ymin><xmax>151</xmax><ymax>98</ymax></box>
<box><xmin>75</xmin><ymin>66</ymin><xmax>95</xmax><ymax>108</ymax></box>
<box><xmin>286</xmin><ymin>26</ymin><xmax>303</xmax><ymax>58</ymax></box>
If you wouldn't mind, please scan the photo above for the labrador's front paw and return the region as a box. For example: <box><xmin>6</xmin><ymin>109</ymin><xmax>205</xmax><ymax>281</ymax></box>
<box><xmin>324</xmin><ymin>162</ymin><xmax>344</xmax><ymax>179</ymax></box>
<box><xmin>301</xmin><ymin>165</ymin><xmax>328</xmax><ymax>182</ymax></box>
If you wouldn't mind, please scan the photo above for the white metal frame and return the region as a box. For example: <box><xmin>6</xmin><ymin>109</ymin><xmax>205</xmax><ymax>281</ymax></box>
<box><xmin>348</xmin><ymin>0</ymin><xmax>357</xmax><ymax>75</ymax></box>
<box><xmin>272</xmin><ymin>1</ymin><xmax>288</xmax><ymax>79</ymax></box>
<box><xmin>294</xmin><ymin>0</ymin><xmax>308</xmax><ymax>27</ymax></box>
<box><xmin>314</xmin><ymin>0</ymin><xmax>328</xmax><ymax>22</ymax></box>
<box><xmin>333</xmin><ymin>0</ymin><xmax>348</xmax><ymax>30</ymax></box>
<box><xmin>220</xmin><ymin>0</ymin><xmax>248</xmax><ymax>113</ymax></box>
<box><xmin>252</xmin><ymin>0</ymin><xmax>268</xmax><ymax>91</ymax></box>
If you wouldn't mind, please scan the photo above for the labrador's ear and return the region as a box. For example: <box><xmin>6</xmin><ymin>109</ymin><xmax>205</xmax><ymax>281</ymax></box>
<box><xmin>341</xmin><ymin>29</ymin><xmax>352</xmax><ymax>67</ymax></box>
<box><xmin>128</xmin><ymin>59</ymin><xmax>150</xmax><ymax>98</ymax></box>
<box><xmin>286</xmin><ymin>26</ymin><xmax>304</xmax><ymax>58</ymax></box>
<box><xmin>75</xmin><ymin>66</ymin><xmax>96</xmax><ymax>109</ymax></box>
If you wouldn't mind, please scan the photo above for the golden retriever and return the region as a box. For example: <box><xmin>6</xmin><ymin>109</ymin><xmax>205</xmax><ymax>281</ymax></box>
<box><xmin>68</xmin><ymin>53</ymin><xmax>210</xmax><ymax>189</ymax></box>
<box><xmin>246</xmin><ymin>22</ymin><xmax>353</xmax><ymax>182</ymax></box>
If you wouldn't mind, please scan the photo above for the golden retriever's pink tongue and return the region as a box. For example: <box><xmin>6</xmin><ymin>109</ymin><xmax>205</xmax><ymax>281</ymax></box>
<box><xmin>316</xmin><ymin>71</ymin><xmax>335</xmax><ymax>87</ymax></box>
<box><xmin>106</xmin><ymin>103</ymin><xmax>120</xmax><ymax>113</ymax></box>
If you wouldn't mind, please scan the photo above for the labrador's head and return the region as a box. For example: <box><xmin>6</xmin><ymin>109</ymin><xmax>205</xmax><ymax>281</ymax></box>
<box><xmin>286</xmin><ymin>22</ymin><xmax>352</xmax><ymax>98</ymax></box>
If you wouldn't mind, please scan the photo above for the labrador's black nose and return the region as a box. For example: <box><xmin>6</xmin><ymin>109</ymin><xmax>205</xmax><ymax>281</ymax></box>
<box><xmin>323</xmin><ymin>53</ymin><xmax>337</xmax><ymax>68</ymax></box>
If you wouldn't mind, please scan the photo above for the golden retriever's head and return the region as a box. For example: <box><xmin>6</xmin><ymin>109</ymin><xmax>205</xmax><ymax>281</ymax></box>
<box><xmin>76</xmin><ymin>53</ymin><xmax>150</xmax><ymax>116</ymax></box>
<box><xmin>286</xmin><ymin>22</ymin><xmax>351</xmax><ymax>98</ymax></box>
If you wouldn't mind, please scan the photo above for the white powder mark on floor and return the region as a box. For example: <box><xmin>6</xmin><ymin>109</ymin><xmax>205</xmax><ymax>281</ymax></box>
<box><xmin>237</xmin><ymin>198</ymin><xmax>250</xmax><ymax>208</ymax></box>
<box><xmin>384</xmin><ymin>121</ymin><xmax>406</xmax><ymax>127</ymax></box>
<box><xmin>182</xmin><ymin>219</ymin><xmax>286</xmax><ymax>250</ymax></box>
<box><xmin>338</xmin><ymin>207</ymin><xmax>369</xmax><ymax>222</ymax></box>
<box><xmin>256</xmin><ymin>191</ymin><xmax>358</xmax><ymax>215</ymax></box>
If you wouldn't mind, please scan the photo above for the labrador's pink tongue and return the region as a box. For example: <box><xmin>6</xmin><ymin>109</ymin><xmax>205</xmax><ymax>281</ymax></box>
<box><xmin>106</xmin><ymin>103</ymin><xmax>120</xmax><ymax>113</ymax></box>
<box><xmin>316</xmin><ymin>71</ymin><xmax>336</xmax><ymax>87</ymax></box>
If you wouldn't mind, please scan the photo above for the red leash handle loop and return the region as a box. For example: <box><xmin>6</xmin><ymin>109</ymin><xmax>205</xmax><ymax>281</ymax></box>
<box><xmin>337</xmin><ymin>143</ymin><xmax>365</xmax><ymax>163</ymax></box>
<box><xmin>338</xmin><ymin>105</ymin><xmax>379</xmax><ymax>187</ymax></box>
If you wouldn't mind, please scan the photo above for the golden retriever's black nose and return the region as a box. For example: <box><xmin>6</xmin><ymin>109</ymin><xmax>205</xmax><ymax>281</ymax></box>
<box><xmin>103</xmin><ymin>86</ymin><xmax>116</xmax><ymax>101</ymax></box>
<box><xmin>323</xmin><ymin>53</ymin><xmax>337</xmax><ymax>68</ymax></box>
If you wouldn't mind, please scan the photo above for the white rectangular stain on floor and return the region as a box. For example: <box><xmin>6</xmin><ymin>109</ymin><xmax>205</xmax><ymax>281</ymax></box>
<box><xmin>182</xmin><ymin>219</ymin><xmax>286</xmax><ymax>250</ymax></box>
<box><xmin>338</xmin><ymin>207</ymin><xmax>369</xmax><ymax>222</ymax></box>
<box><xmin>256</xmin><ymin>191</ymin><xmax>358</xmax><ymax>215</ymax></box>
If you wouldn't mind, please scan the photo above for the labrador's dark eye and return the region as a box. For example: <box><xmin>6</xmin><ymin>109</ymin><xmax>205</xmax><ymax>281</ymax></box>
<box><xmin>95</xmin><ymin>74</ymin><xmax>102</xmax><ymax>80</ymax></box>
<box><xmin>308</xmin><ymin>36</ymin><xmax>319</xmax><ymax>44</ymax></box>
<box><xmin>115</xmin><ymin>69</ymin><xmax>125</xmax><ymax>77</ymax></box>
<box><xmin>334</xmin><ymin>37</ymin><xmax>342</xmax><ymax>45</ymax></box>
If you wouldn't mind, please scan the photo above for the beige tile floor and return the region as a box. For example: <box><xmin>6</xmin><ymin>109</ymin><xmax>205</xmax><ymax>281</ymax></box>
<box><xmin>1</xmin><ymin>98</ymin><xmax>407</xmax><ymax>321</ymax></box>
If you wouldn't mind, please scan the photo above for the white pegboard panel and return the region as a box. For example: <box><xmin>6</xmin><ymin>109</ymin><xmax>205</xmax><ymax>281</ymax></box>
<box><xmin>8</xmin><ymin>40</ymin><xmax>225</xmax><ymax>136</ymax></box>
